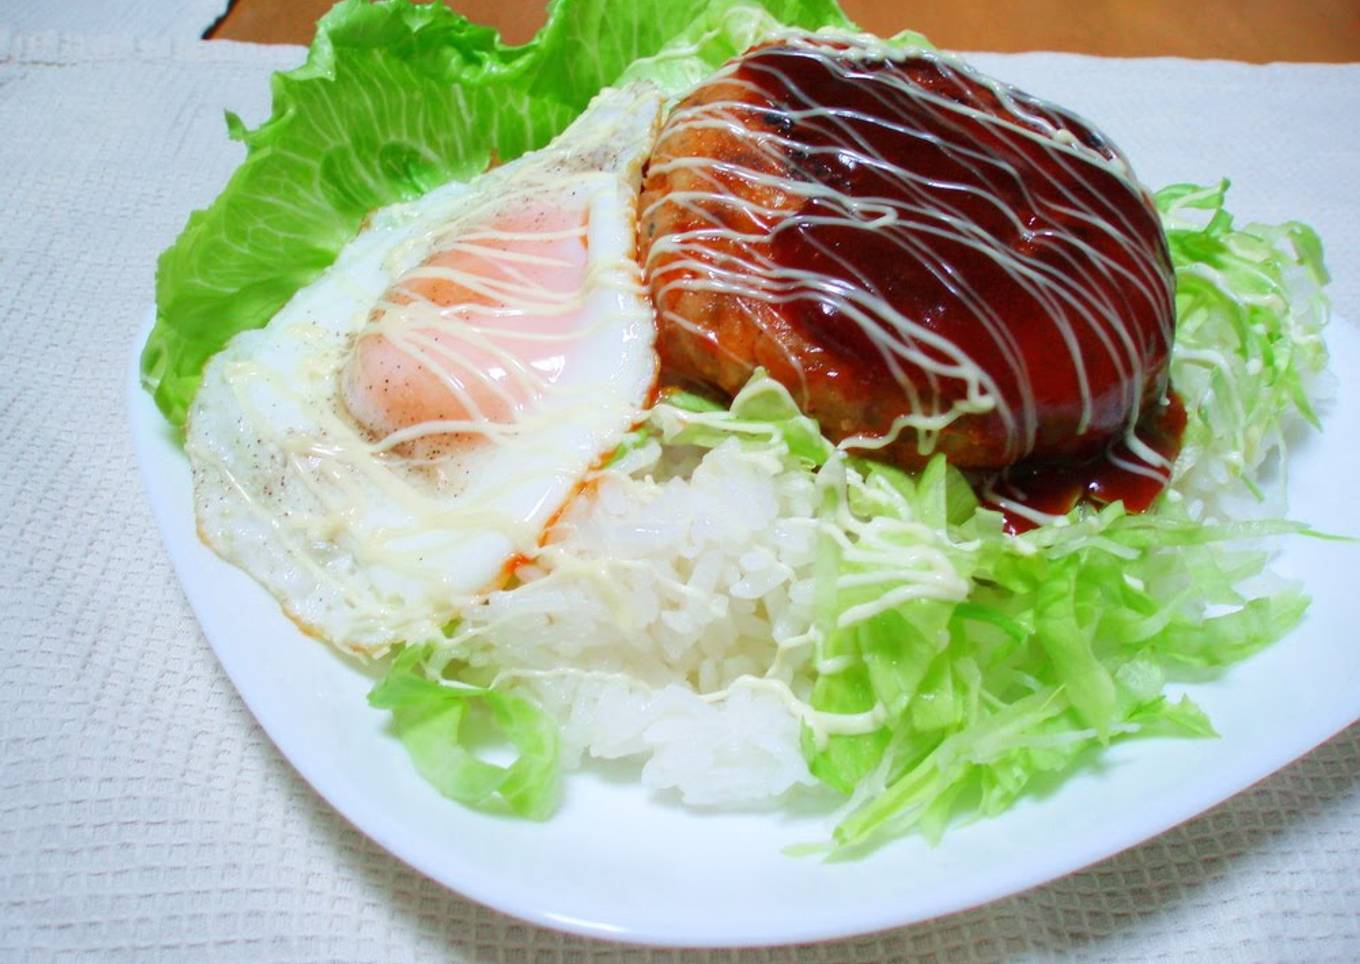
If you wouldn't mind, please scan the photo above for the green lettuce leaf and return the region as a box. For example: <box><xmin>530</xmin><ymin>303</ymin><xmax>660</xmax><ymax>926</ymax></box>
<box><xmin>368</xmin><ymin>643</ymin><xmax>559</xmax><ymax>818</ymax></box>
<box><xmin>141</xmin><ymin>0</ymin><xmax>854</xmax><ymax>426</ymax></box>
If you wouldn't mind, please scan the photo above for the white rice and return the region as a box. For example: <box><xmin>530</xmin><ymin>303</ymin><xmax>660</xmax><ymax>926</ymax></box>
<box><xmin>448</xmin><ymin>435</ymin><xmax>825</xmax><ymax>806</ymax></box>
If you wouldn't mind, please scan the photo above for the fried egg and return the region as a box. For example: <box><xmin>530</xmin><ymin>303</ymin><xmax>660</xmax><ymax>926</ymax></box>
<box><xmin>186</xmin><ymin>84</ymin><xmax>665</xmax><ymax>655</ymax></box>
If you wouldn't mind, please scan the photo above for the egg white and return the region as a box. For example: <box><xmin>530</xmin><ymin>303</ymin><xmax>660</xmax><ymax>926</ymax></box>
<box><xmin>186</xmin><ymin>84</ymin><xmax>664</xmax><ymax>655</ymax></box>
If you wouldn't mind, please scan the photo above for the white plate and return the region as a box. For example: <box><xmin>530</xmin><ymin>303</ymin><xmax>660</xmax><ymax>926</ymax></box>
<box><xmin>129</xmin><ymin>307</ymin><xmax>1360</xmax><ymax>947</ymax></box>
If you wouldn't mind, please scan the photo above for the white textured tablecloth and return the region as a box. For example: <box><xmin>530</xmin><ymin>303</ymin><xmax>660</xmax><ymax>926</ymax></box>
<box><xmin>1</xmin><ymin>23</ymin><xmax>1358</xmax><ymax>963</ymax></box>
<box><xmin>0</xmin><ymin>0</ymin><xmax>229</xmax><ymax>39</ymax></box>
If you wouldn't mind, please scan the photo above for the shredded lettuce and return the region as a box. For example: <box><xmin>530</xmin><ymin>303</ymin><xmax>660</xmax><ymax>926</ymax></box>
<box><xmin>812</xmin><ymin>482</ymin><xmax>1315</xmax><ymax>852</ymax></box>
<box><xmin>1158</xmin><ymin>179</ymin><xmax>1330</xmax><ymax>506</ymax></box>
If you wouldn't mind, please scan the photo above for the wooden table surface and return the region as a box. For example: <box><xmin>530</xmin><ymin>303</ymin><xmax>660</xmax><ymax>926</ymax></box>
<box><xmin>211</xmin><ymin>0</ymin><xmax>1360</xmax><ymax>62</ymax></box>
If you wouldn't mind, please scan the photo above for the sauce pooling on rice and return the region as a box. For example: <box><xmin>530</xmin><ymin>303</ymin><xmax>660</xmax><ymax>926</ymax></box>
<box><xmin>639</xmin><ymin>37</ymin><xmax>1183</xmax><ymax>526</ymax></box>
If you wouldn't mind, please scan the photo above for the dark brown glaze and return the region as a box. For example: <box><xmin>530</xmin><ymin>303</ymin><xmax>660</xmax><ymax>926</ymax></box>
<box><xmin>639</xmin><ymin>38</ymin><xmax>1181</xmax><ymax>519</ymax></box>
<box><xmin>981</xmin><ymin>389</ymin><xmax>1187</xmax><ymax>533</ymax></box>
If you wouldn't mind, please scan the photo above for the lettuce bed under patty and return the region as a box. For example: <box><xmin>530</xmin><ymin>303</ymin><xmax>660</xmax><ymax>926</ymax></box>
<box><xmin>148</xmin><ymin>0</ymin><xmax>1331</xmax><ymax>852</ymax></box>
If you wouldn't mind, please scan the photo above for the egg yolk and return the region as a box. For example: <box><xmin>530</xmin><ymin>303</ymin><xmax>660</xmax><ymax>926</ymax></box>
<box><xmin>341</xmin><ymin>201</ymin><xmax>591</xmax><ymax>445</ymax></box>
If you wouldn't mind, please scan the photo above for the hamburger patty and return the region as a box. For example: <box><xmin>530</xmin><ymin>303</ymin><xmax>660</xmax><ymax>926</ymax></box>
<box><xmin>639</xmin><ymin>40</ymin><xmax>1176</xmax><ymax>470</ymax></box>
